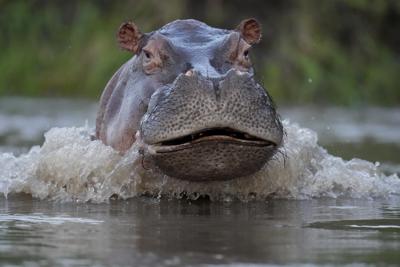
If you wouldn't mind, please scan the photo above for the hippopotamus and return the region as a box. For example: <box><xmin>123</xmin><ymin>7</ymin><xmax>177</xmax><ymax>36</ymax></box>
<box><xmin>95</xmin><ymin>18</ymin><xmax>283</xmax><ymax>181</ymax></box>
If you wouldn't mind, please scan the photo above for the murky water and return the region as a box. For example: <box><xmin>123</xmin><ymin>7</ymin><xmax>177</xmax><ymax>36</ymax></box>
<box><xmin>1</xmin><ymin>97</ymin><xmax>399</xmax><ymax>266</ymax></box>
<box><xmin>1</xmin><ymin>195</ymin><xmax>400</xmax><ymax>266</ymax></box>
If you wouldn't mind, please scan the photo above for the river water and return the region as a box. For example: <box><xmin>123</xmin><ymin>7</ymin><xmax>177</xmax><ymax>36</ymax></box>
<box><xmin>0</xmin><ymin>97</ymin><xmax>399</xmax><ymax>266</ymax></box>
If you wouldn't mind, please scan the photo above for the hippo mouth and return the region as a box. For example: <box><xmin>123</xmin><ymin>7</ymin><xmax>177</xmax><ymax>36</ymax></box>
<box><xmin>148</xmin><ymin>127</ymin><xmax>277</xmax><ymax>154</ymax></box>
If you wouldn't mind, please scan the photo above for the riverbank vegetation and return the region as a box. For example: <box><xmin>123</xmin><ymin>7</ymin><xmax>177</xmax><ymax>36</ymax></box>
<box><xmin>0</xmin><ymin>0</ymin><xmax>399</xmax><ymax>105</ymax></box>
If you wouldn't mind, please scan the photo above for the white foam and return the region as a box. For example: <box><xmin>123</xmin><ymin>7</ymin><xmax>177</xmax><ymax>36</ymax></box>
<box><xmin>0</xmin><ymin>121</ymin><xmax>399</xmax><ymax>202</ymax></box>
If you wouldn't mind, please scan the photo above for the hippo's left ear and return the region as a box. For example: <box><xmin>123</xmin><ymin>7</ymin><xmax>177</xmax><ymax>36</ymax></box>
<box><xmin>236</xmin><ymin>18</ymin><xmax>262</xmax><ymax>45</ymax></box>
<box><xmin>117</xmin><ymin>21</ymin><xmax>143</xmax><ymax>53</ymax></box>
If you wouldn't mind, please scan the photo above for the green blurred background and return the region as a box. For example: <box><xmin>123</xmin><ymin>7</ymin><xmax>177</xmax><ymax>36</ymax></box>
<box><xmin>0</xmin><ymin>0</ymin><xmax>399</xmax><ymax>106</ymax></box>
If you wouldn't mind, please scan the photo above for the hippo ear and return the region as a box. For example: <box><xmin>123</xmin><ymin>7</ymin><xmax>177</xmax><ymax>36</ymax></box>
<box><xmin>117</xmin><ymin>21</ymin><xmax>143</xmax><ymax>53</ymax></box>
<box><xmin>236</xmin><ymin>18</ymin><xmax>262</xmax><ymax>45</ymax></box>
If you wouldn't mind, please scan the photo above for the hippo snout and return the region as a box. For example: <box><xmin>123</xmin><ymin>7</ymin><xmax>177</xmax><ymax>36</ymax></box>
<box><xmin>140</xmin><ymin>69</ymin><xmax>283</xmax><ymax>181</ymax></box>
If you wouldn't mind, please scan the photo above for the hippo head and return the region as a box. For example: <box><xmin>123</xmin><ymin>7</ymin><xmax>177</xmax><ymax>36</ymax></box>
<box><xmin>97</xmin><ymin>19</ymin><xmax>283</xmax><ymax>181</ymax></box>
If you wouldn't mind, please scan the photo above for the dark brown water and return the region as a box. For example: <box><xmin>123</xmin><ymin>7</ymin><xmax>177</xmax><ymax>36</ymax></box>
<box><xmin>1</xmin><ymin>195</ymin><xmax>400</xmax><ymax>266</ymax></box>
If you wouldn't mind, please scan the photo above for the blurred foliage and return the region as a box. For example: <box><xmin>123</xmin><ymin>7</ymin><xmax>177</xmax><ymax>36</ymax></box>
<box><xmin>0</xmin><ymin>0</ymin><xmax>399</xmax><ymax>105</ymax></box>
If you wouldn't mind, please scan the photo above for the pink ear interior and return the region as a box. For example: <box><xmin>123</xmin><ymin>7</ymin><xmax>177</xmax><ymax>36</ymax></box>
<box><xmin>117</xmin><ymin>22</ymin><xmax>142</xmax><ymax>53</ymax></box>
<box><xmin>238</xmin><ymin>18</ymin><xmax>262</xmax><ymax>45</ymax></box>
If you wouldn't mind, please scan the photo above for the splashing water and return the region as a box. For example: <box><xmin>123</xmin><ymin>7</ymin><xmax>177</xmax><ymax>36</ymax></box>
<box><xmin>0</xmin><ymin>121</ymin><xmax>399</xmax><ymax>202</ymax></box>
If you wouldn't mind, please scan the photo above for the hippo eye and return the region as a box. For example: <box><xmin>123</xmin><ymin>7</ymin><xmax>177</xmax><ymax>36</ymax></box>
<box><xmin>143</xmin><ymin>50</ymin><xmax>152</xmax><ymax>59</ymax></box>
<box><xmin>243</xmin><ymin>50</ymin><xmax>249</xmax><ymax>58</ymax></box>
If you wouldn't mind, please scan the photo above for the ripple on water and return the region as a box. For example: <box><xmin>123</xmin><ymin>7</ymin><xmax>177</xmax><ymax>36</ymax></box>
<box><xmin>307</xmin><ymin>219</ymin><xmax>400</xmax><ymax>232</ymax></box>
<box><xmin>0</xmin><ymin>214</ymin><xmax>103</xmax><ymax>225</ymax></box>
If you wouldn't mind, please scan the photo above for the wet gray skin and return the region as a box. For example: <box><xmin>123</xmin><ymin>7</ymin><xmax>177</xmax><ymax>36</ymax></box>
<box><xmin>95</xmin><ymin>19</ymin><xmax>283</xmax><ymax>181</ymax></box>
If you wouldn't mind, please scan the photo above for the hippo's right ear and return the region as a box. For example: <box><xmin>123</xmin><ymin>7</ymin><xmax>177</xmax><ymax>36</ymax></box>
<box><xmin>117</xmin><ymin>22</ymin><xmax>143</xmax><ymax>53</ymax></box>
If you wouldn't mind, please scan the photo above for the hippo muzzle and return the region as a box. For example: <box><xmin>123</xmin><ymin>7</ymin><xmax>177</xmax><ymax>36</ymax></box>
<box><xmin>140</xmin><ymin>69</ymin><xmax>283</xmax><ymax>181</ymax></box>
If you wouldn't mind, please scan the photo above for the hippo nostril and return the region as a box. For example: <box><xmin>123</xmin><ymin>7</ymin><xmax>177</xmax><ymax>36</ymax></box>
<box><xmin>185</xmin><ymin>69</ymin><xmax>194</xmax><ymax>77</ymax></box>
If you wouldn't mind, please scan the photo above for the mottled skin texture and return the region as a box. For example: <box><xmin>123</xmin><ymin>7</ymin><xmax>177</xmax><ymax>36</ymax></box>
<box><xmin>96</xmin><ymin>19</ymin><xmax>283</xmax><ymax>181</ymax></box>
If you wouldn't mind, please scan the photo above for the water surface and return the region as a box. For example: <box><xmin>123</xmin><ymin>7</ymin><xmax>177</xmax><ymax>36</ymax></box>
<box><xmin>1</xmin><ymin>195</ymin><xmax>400</xmax><ymax>266</ymax></box>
